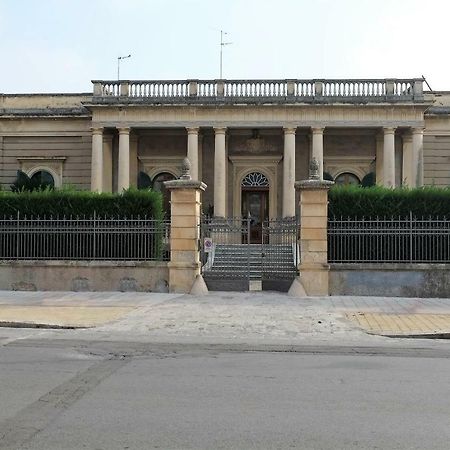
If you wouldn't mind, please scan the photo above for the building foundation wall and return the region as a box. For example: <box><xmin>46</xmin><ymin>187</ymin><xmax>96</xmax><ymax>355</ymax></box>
<box><xmin>330</xmin><ymin>263</ymin><xmax>450</xmax><ymax>298</ymax></box>
<box><xmin>0</xmin><ymin>261</ymin><xmax>169</xmax><ymax>292</ymax></box>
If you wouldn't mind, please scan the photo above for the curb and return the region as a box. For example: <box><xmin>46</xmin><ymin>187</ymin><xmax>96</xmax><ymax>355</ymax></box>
<box><xmin>0</xmin><ymin>321</ymin><xmax>88</xmax><ymax>330</ymax></box>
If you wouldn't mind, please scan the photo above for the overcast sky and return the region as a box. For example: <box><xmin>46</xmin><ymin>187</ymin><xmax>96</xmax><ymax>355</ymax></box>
<box><xmin>0</xmin><ymin>0</ymin><xmax>448</xmax><ymax>93</ymax></box>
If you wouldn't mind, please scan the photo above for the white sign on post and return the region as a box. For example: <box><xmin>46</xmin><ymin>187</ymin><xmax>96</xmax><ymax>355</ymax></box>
<box><xmin>204</xmin><ymin>238</ymin><xmax>213</xmax><ymax>253</ymax></box>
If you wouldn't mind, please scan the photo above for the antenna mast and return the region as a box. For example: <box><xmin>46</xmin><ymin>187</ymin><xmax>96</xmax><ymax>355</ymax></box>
<box><xmin>117</xmin><ymin>54</ymin><xmax>132</xmax><ymax>80</ymax></box>
<box><xmin>220</xmin><ymin>30</ymin><xmax>232</xmax><ymax>79</ymax></box>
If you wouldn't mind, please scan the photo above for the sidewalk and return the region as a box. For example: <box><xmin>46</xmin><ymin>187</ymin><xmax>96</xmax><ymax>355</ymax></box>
<box><xmin>0</xmin><ymin>291</ymin><xmax>450</xmax><ymax>343</ymax></box>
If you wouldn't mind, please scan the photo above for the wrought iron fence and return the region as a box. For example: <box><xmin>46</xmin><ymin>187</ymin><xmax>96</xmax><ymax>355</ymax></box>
<box><xmin>328</xmin><ymin>215</ymin><xmax>450</xmax><ymax>263</ymax></box>
<box><xmin>0</xmin><ymin>213</ymin><xmax>170</xmax><ymax>261</ymax></box>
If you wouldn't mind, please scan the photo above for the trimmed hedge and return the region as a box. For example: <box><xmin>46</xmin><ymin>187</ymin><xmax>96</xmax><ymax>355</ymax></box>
<box><xmin>328</xmin><ymin>185</ymin><xmax>450</xmax><ymax>218</ymax></box>
<box><xmin>0</xmin><ymin>188</ymin><xmax>164</xmax><ymax>219</ymax></box>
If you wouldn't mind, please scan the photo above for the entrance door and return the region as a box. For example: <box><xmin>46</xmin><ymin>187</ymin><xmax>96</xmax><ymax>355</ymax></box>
<box><xmin>241</xmin><ymin>189</ymin><xmax>269</xmax><ymax>243</ymax></box>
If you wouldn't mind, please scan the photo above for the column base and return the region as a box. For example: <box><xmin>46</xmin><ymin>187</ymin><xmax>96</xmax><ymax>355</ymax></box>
<box><xmin>168</xmin><ymin>262</ymin><xmax>201</xmax><ymax>294</ymax></box>
<box><xmin>298</xmin><ymin>263</ymin><xmax>330</xmax><ymax>296</ymax></box>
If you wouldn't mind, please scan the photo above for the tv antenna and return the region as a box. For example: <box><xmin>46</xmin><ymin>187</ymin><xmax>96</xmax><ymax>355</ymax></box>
<box><xmin>220</xmin><ymin>30</ymin><xmax>232</xmax><ymax>79</ymax></box>
<box><xmin>117</xmin><ymin>54</ymin><xmax>131</xmax><ymax>80</ymax></box>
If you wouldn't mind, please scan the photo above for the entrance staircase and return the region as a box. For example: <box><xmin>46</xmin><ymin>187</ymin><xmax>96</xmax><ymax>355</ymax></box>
<box><xmin>203</xmin><ymin>244</ymin><xmax>298</xmax><ymax>291</ymax></box>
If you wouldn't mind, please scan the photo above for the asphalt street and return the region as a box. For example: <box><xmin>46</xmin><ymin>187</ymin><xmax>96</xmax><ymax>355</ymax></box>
<box><xmin>1</xmin><ymin>336</ymin><xmax>450</xmax><ymax>450</ymax></box>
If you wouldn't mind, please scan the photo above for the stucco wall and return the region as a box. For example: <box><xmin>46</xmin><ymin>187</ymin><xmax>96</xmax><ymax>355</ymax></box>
<box><xmin>0</xmin><ymin>261</ymin><xmax>169</xmax><ymax>292</ymax></box>
<box><xmin>423</xmin><ymin>133</ymin><xmax>450</xmax><ymax>187</ymax></box>
<box><xmin>0</xmin><ymin>118</ymin><xmax>92</xmax><ymax>189</ymax></box>
<box><xmin>330</xmin><ymin>264</ymin><xmax>450</xmax><ymax>298</ymax></box>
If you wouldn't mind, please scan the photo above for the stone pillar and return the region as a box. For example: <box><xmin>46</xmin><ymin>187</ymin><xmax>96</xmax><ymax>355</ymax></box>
<box><xmin>402</xmin><ymin>133</ymin><xmax>414</xmax><ymax>187</ymax></box>
<box><xmin>412</xmin><ymin>127</ymin><xmax>424</xmax><ymax>187</ymax></box>
<box><xmin>117</xmin><ymin>127</ymin><xmax>130</xmax><ymax>191</ymax></box>
<box><xmin>383</xmin><ymin>127</ymin><xmax>396</xmax><ymax>187</ymax></box>
<box><xmin>311</xmin><ymin>127</ymin><xmax>324</xmax><ymax>181</ymax></box>
<box><xmin>103</xmin><ymin>134</ymin><xmax>113</xmax><ymax>192</ymax></box>
<box><xmin>214</xmin><ymin>127</ymin><xmax>227</xmax><ymax>217</ymax></box>
<box><xmin>187</xmin><ymin>127</ymin><xmax>199</xmax><ymax>180</ymax></box>
<box><xmin>283</xmin><ymin>127</ymin><xmax>296</xmax><ymax>217</ymax></box>
<box><xmin>165</xmin><ymin>158</ymin><xmax>207</xmax><ymax>294</ymax></box>
<box><xmin>375</xmin><ymin>133</ymin><xmax>384</xmax><ymax>186</ymax></box>
<box><xmin>292</xmin><ymin>158</ymin><xmax>334</xmax><ymax>296</ymax></box>
<box><xmin>129</xmin><ymin>135</ymin><xmax>138</xmax><ymax>188</ymax></box>
<box><xmin>91</xmin><ymin>127</ymin><xmax>104</xmax><ymax>192</ymax></box>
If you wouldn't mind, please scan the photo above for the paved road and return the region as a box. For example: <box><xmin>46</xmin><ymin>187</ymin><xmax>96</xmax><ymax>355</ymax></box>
<box><xmin>1</xmin><ymin>337</ymin><xmax>450</xmax><ymax>450</ymax></box>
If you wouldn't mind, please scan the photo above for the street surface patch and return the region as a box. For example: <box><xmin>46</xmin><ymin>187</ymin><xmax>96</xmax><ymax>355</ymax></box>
<box><xmin>0</xmin><ymin>306</ymin><xmax>135</xmax><ymax>328</ymax></box>
<box><xmin>346</xmin><ymin>312</ymin><xmax>450</xmax><ymax>338</ymax></box>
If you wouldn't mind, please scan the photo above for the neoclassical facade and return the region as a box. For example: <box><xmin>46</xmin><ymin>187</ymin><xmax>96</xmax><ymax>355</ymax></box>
<box><xmin>1</xmin><ymin>78</ymin><xmax>450</xmax><ymax>219</ymax></box>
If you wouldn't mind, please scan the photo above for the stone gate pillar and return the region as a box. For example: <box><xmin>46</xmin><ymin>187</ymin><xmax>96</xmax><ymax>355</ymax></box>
<box><xmin>164</xmin><ymin>158</ymin><xmax>207</xmax><ymax>294</ymax></box>
<box><xmin>290</xmin><ymin>158</ymin><xmax>333</xmax><ymax>297</ymax></box>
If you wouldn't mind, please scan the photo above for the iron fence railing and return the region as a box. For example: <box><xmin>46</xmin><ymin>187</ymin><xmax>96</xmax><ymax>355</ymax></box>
<box><xmin>0</xmin><ymin>213</ymin><xmax>170</xmax><ymax>261</ymax></box>
<box><xmin>328</xmin><ymin>215</ymin><xmax>450</xmax><ymax>263</ymax></box>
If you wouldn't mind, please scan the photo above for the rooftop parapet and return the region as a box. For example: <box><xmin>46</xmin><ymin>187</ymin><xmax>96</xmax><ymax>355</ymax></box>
<box><xmin>91</xmin><ymin>78</ymin><xmax>425</xmax><ymax>104</ymax></box>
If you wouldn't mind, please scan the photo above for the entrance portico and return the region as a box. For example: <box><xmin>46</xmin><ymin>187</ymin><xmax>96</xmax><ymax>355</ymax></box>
<box><xmin>88</xmin><ymin>78</ymin><xmax>429</xmax><ymax>215</ymax></box>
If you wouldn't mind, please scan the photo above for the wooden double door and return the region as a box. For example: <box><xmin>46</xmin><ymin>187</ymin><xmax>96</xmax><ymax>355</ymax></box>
<box><xmin>241</xmin><ymin>188</ymin><xmax>269</xmax><ymax>243</ymax></box>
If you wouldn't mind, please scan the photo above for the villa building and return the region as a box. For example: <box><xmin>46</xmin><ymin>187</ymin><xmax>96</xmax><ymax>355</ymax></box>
<box><xmin>1</xmin><ymin>78</ymin><xmax>450</xmax><ymax>221</ymax></box>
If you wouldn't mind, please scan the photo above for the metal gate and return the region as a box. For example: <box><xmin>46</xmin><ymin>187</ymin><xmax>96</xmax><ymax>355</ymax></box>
<box><xmin>201</xmin><ymin>216</ymin><xmax>299</xmax><ymax>291</ymax></box>
<box><xmin>261</xmin><ymin>217</ymin><xmax>299</xmax><ymax>291</ymax></box>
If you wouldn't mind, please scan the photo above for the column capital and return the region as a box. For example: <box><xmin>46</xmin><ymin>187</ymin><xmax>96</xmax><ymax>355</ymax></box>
<box><xmin>186</xmin><ymin>127</ymin><xmax>200</xmax><ymax>135</ymax></box>
<box><xmin>383</xmin><ymin>127</ymin><xmax>396</xmax><ymax>135</ymax></box>
<box><xmin>283</xmin><ymin>127</ymin><xmax>297</xmax><ymax>135</ymax></box>
<box><xmin>311</xmin><ymin>127</ymin><xmax>325</xmax><ymax>135</ymax></box>
<box><xmin>411</xmin><ymin>127</ymin><xmax>424</xmax><ymax>135</ymax></box>
<box><xmin>117</xmin><ymin>127</ymin><xmax>130</xmax><ymax>135</ymax></box>
<box><xmin>214</xmin><ymin>127</ymin><xmax>227</xmax><ymax>135</ymax></box>
<box><xmin>402</xmin><ymin>133</ymin><xmax>413</xmax><ymax>143</ymax></box>
<box><xmin>91</xmin><ymin>127</ymin><xmax>104</xmax><ymax>135</ymax></box>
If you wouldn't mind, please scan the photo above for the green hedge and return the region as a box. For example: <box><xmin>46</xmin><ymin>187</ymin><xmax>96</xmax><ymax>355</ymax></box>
<box><xmin>0</xmin><ymin>188</ymin><xmax>164</xmax><ymax>219</ymax></box>
<box><xmin>328</xmin><ymin>185</ymin><xmax>450</xmax><ymax>218</ymax></box>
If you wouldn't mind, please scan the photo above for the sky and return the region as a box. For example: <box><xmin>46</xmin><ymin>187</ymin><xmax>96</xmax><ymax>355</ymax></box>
<box><xmin>0</xmin><ymin>0</ymin><xmax>449</xmax><ymax>93</ymax></box>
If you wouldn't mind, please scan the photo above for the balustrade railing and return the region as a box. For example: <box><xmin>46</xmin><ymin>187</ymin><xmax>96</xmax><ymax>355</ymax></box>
<box><xmin>322</xmin><ymin>80</ymin><xmax>386</xmax><ymax>97</ymax></box>
<box><xmin>92</xmin><ymin>78</ymin><xmax>424</xmax><ymax>102</ymax></box>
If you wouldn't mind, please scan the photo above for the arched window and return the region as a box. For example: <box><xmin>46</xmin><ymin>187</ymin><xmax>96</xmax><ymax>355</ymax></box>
<box><xmin>335</xmin><ymin>172</ymin><xmax>360</xmax><ymax>186</ymax></box>
<box><xmin>30</xmin><ymin>170</ymin><xmax>55</xmax><ymax>189</ymax></box>
<box><xmin>137</xmin><ymin>171</ymin><xmax>152</xmax><ymax>190</ymax></box>
<box><xmin>241</xmin><ymin>172</ymin><xmax>269</xmax><ymax>187</ymax></box>
<box><xmin>152</xmin><ymin>172</ymin><xmax>176</xmax><ymax>215</ymax></box>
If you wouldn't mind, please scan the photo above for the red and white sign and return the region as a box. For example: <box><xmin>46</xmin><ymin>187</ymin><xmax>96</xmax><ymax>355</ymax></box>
<box><xmin>204</xmin><ymin>238</ymin><xmax>213</xmax><ymax>253</ymax></box>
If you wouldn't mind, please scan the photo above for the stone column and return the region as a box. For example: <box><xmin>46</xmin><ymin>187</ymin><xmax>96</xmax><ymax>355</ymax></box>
<box><xmin>291</xmin><ymin>158</ymin><xmax>334</xmax><ymax>297</ymax></box>
<box><xmin>129</xmin><ymin>135</ymin><xmax>138</xmax><ymax>188</ymax></box>
<box><xmin>91</xmin><ymin>127</ymin><xmax>104</xmax><ymax>192</ymax></box>
<box><xmin>165</xmin><ymin>158</ymin><xmax>207</xmax><ymax>294</ymax></box>
<box><xmin>383</xmin><ymin>128</ymin><xmax>395</xmax><ymax>188</ymax></box>
<box><xmin>412</xmin><ymin>127</ymin><xmax>424</xmax><ymax>187</ymax></box>
<box><xmin>375</xmin><ymin>133</ymin><xmax>384</xmax><ymax>185</ymax></box>
<box><xmin>311</xmin><ymin>127</ymin><xmax>324</xmax><ymax>181</ymax></box>
<box><xmin>283</xmin><ymin>127</ymin><xmax>296</xmax><ymax>217</ymax></box>
<box><xmin>402</xmin><ymin>133</ymin><xmax>413</xmax><ymax>187</ymax></box>
<box><xmin>187</xmin><ymin>127</ymin><xmax>199</xmax><ymax>180</ymax></box>
<box><xmin>383</xmin><ymin>127</ymin><xmax>396</xmax><ymax>187</ymax></box>
<box><xmin>214</xmin><ymin>127</ymin><xmax>227</xmax><ymax>217</ymax></box>
<box><xmin>117</xmin><ymin>127</ymin><xmax>130</xmax><ymax>191</ymax></box>
<box><xmin>102</xmin><ymin>134</ymin><xmax>113</xmax><ymax>193</ymax></box>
